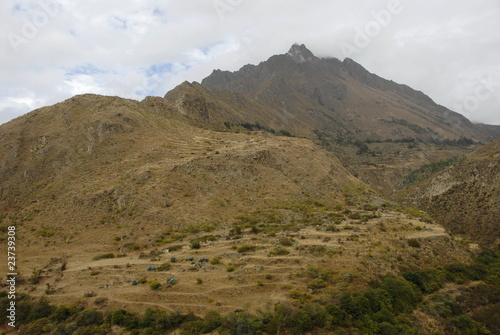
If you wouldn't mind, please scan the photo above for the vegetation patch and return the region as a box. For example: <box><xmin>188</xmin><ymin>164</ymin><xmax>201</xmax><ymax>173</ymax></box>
<box><xmin>398</xmin><ymin>156</ymin><xmax>463</xmax><ymax>188</ymax></box>
<box><xmin>4</xmin><ymin>249</ymin><xmax>499</xmax><ymax>335</ymax></box>
<box><xmin>92</xmin><ymin>253</ymin><xmax>115</xmax><ymax>261</ymax></box>
<box><xmin>237</xmin><ymin>245</ymin><xmax>257</xmax><ymax>253</ymax></box>
<box><xmin>268</xmin><ymin>246</ymin><xmax>290</xmax><ymax>256</ymax></box>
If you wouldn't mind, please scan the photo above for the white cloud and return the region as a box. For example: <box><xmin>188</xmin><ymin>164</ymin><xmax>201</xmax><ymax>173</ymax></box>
<box><xmin>1</xmin><ymin>0</ymin><xmax>499</xmax><ymax>125</ymax></box>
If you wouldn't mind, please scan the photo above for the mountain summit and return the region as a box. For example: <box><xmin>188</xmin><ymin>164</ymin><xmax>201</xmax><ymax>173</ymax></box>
<box><xmin>287</xmin><ymin>43</ymin><xmax>317</xmax><ymax>63</ymax></box>
<box><xmin>201</xmin><ymin>44</ymin><xmax>498</xmax><ymax>143</ymax></box>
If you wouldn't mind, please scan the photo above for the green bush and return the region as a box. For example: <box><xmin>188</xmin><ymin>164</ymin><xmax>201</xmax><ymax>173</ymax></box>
<box><xmin>380</xmin><ymin>276</ymin><xmax>421</xmax><ymax>313</ymax></box>
<box><xmin>307</xmin><ymin>278</ymin><xmax>327</xmax><ymax>292</ymax></box>
<box><xmin>237</xmin><ymin>245</ymin><xmax>257</xmax><ymax>253</ymax></box>
<box><xmin>348</xmin><ymin>212</ymin><xmax>362</xmax><ymax>220</ymax></box>
<box><xmin>157</xmin><ymin>263</ymin><xmax>172</xmax><ymax>271</ymax></box>
<box><xmin>76</xmin><ymin>308</ymin><xmax>103</xmax><ymax>327</ymax></box>
<box><xmin>92</xmin><ymin>253</ymin><xmax>115</xmax><ymax>261</ymax></box>
<box><xmin>124</xmin><ymin>242</ymin><xmax>140</xmax><ymax>250</ymax></box>
<box><xmin>27</xmin><ymin>297</ymin><xmax>54</xmax><ymax>322</ymax></box>
<box><xmin>278</xmin><ymin>236</ymin><xmax>294</xmax><ymax>246</ymax></box>
<box><xmin>403</xmin><ymin>268</ymin><xmax>445</xmax><ymax>293</ymax></box>
<box><xmin>111</xmin><ymin>309</ymin><xmax>140</xmax><ymax>328</ymax></box>
<box><xmin>326</xmin><ymin>303</ymin><xmax>346</xmax><ymax>326</ymax></box>
<box><xmin>210</xmin><ymin>257</ymin><xmax>221</xmax><ymax>265</ymax></box>
<box><xmin>149</xmin><ymin>281</ymin><xmax>162</xmax><ymax>290</ymax></box>
<box><xmin>50</xmin><ymin>305</ymin><xmax>72</xmax><ymax>323</ymax></box>
<box><xmin>268</xmin><ymin>247</ymin><xmax>290</xmax><ymax>256</ymax></box>
<box><xmin>166</xmin><ymin>244</ymin><xmax>183</xmax><ymax>252</ymax></box>
<box><xmin>407</xmin><ymin>239</ymin><xmax>421</xmax><ymax>248</ymax></box>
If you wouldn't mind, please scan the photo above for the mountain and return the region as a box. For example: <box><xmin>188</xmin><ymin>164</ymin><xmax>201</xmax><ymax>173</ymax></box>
<box><xmin>0</xmin><ymin>45</ymin><xmax>499</xmax><ymax>334</ymax></box>
<box><xmin>0</xmin><ymin>92</ymin><xmax>484</xmax><ymax>332</ymax></box>
<box><xmin>201</xmin><ymin>43</ymin><xmax>498</xmax><ymax>143</ymax></box>
<box><xmin>196</xmin><ymin>44</ymin><xmax>500</xmax><ymax>195</ymax></box>
<box><xmin>395</xmin><ymin>139</ymin><xmax>500</xmax><ymax>248</ymax></box>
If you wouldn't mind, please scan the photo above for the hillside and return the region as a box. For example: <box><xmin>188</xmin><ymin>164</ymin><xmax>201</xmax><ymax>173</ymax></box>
<box><xmin>0</xmin><ymin>93</ymin><xmax>493</xmax><ymax>334</ymax></box>
<box><xmin>395</xmin><ymin>140</ymin><xmax>500</xmax><ymax>248</ymax></box>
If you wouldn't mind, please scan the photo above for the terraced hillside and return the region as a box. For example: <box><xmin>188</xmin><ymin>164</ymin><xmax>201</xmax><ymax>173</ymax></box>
<box><xmin>395</xmin><ymin>139</ymin><xmax>500</xmax><ymax>248</ymax></box>
<box><xmin>0</xmin><ymin>93</ymin><xmax>488</xmax><ymax>334</ymax></box>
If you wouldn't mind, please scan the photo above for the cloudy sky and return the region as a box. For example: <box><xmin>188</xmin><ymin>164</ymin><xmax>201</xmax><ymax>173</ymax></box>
<box><xmin>1</xmin><ymin>0</ymin><xmax>499</xmax><ymax>125</ymax></box>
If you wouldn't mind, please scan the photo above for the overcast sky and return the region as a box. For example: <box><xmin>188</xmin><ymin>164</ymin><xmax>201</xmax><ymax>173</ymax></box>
<box><xmin>1</xmin><ymin>0</ymin><xmax>499</xmax><ymax>125</ymax></box>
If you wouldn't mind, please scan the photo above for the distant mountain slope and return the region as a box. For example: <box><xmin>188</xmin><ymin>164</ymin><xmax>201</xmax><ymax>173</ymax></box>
<box><xmin>201</xmin><ymin>44</ymin><xmax>499</xmax><ymax>143</ymax></box>
<box><xmin>395</xmin><ymin>139</ymin><xmax>500</xmax><ymax>247</ymax></box>
<box><xmin>164</xmin><ymin>44</ymin><xmax>493</xmax><ymax>194</ymax></box>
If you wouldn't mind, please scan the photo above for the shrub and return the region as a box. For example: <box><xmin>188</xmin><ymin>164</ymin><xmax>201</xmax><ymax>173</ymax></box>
<box><xmin>291</xmin><ymin>310</ymin><xmax>313</xmax><ymax>333</ymax></box>
<box><xmin>407</xmin><ymin>239</ymin><xmax>421</xmax><ymax>248</ymax></box>
<box><xmin>111</xmin><ymin>309</ymin><xmax>140</xmax><ymax>328</ymax></box>
<box><xmin>403</xmin><ymin>268</ymin><xmax>445</xmax><ymax>293</ymax></box>
<box><xmin>94</xmin><ymin>297</ymin><xmax>108</xmax><ymax>305</ymax></box>
<box><xmin>268</xmin><ymin>247</ymin><xmax>290</xmax><ymax>256</ymax></box>
<box><xmin>27</xmin><ymin>297</ymin><xmax>54</xmax><ymax>322</ymax></box>
<box><xmin>50</xmin><ymin>305</ymin><xmax>72</xmax><ymax>323</ymax></box>
<box><xmin>166</xmin><ymin>245</ymin><xmax>183</xmax><ymax>252</ymax></box>
<box><xmin>307</xmin><ymin>278</ymin><xmax>328</xmax><ymax>292</ymax></box>
<box><xmin>278</xmin><ymin>236</ymin><xmax>294</xmax><ymax>246</ymax></box>
<box><xmin>202</xmin><ymin>310</ymin><xmax>223</xmax><ymax>333</ymax></box>
<box><xmin>348</xmin><ymin>212</ymin><xmax>362</xmax><ymax>220</ymax></box>
<box><xmin>363</xmin><ymin>204</ymin><xmax>379</xmax><ymax>211</ymax></box>
<box><xmin>157</xmin><ymin>263</ymin><xmax>172</xmax><ymax>271</ymax></box>
<box><xmin>28</xmin><ymin>268</ymin><xmax>43</xmax><ymax>285</ymax></box>
<box><xmin>76</xmin><ymin>308</ymin><xmax>103</xmax><ymax>327</ymax></box>
<box><xmin>326</xmin><ymin>303</ymin><xmax>346</xmax><ymax>326</ymax></box>
<box><xmin>149</xmin><ymin>281</ymin><xmax>162</xmax><ymax>290</ymax></box>
<box><xmin>237</xmin><ymin>245</ymin><xmax>257</xmax><ymax>253</ymax></box>
<box><xmin>38</xmin><ymin>229</ymin><xmax>55</xmax><ymax>237</ymax></box>
<box><xmin>92</xmin><ymin>253</ymin><xmax>115</xmax><ymax>261</ymax></box>
<box><xmin>380</xmin><ymin>276</ymin><xmax>421</xmax><ymax>313</ymax></box>
<box><xmin>190</xmin><ymin>240</ymin><xmax>201</xmax><ymax>249</ymax></box>
<box><xmin>307</xmin><ymin>245</ymin><xmax>328</xmax><ymax>256</ymax></box>
<box><xmin>124</xmin><ymin>242</ymin><xmax>140</xmax><ymax>250</ymax></box>
<box><xmin>326</xmin><ymin>225</ymin><xmax>339</xmax><ymax>232</ymax></box>
<box><xmin>210</xmin><ymin>257</ymin><xmax>221</xmax><ymax>265</ymax></box>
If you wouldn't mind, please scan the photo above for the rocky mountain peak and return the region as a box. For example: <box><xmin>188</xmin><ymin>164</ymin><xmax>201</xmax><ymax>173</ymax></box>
<box><xmin>287</xmin><ymin>43</ymin><xmax>316</xmax><ymax>63</ymax></box>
